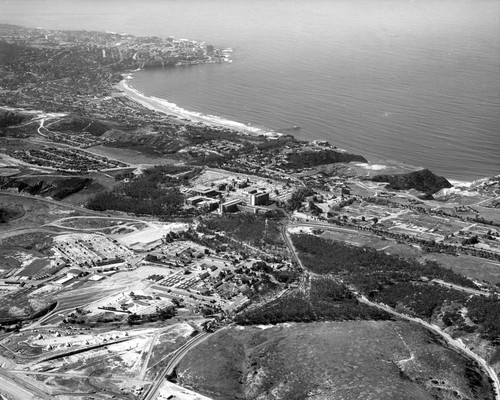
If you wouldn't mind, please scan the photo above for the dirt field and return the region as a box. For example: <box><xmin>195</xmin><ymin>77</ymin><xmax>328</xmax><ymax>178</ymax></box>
<box><xmin>178</xmin><ymin>321</ymin><xmax>494</xmax><ymax>400</ymax></box>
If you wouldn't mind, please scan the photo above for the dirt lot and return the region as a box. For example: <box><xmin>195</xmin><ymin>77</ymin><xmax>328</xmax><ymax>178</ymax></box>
<box><xmin>178</xmin><ymin>321</ymin><xmax>494</xmax><ymax>400</ymax></box>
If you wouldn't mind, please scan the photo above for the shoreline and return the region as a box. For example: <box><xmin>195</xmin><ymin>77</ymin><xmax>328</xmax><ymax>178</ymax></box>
<box><xmin>116</xmin><ymin>76</ymin><xmax>482</xmax><ymax>187</ymax></box>
<box><xmin>116</xmin><ymin>75</ymin><xmax>281</xmax><ymax>138</ymax></box>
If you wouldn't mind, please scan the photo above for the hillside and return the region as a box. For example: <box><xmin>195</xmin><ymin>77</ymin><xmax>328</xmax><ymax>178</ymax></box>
<box><xmin>177</xmin><ymin>322</ymin><xmax>494</xmax><ymax>400</ymax></box>
<box><xmin>371</xmin><ymin>168</ymin><xmax>452</xmax><ymax>195</ymax></box>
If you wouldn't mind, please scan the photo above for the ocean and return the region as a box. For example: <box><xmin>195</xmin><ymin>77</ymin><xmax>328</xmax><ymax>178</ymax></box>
<box><xmin>2</xmin><ymin>0</ymin><xmax>500</xmax><ymax>181</ymax></box>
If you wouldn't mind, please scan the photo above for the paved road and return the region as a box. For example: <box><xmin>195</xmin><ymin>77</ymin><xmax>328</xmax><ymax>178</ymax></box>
<box><xmin>142</xmin><ymin>331</ymin><xmax>213</xmax><ymax>400</ymax></box>
<box><xmin>0</xmin><ymin>371</ymin><xmax>52</xmax><ymax>400</ymax></box>
<box><xmin>281</xmin><ymin>224</ymin><xmax>303</xmax><ymax>270</ymax></box>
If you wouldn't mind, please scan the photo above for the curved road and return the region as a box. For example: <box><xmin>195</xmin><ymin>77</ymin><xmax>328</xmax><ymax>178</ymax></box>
<box><xmin>143</xmin><ymin>331</ymin><xmax>213</xmax><ymax>400</ymax></box>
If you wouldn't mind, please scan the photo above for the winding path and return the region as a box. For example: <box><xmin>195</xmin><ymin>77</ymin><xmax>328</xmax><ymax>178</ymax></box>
<box><xmin>358</xmin><ymin>295</ymin><xmax>500</xmax><ymax>400</ymax></box>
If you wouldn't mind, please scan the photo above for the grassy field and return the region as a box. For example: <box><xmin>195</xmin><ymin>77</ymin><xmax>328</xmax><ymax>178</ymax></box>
<box><xmin>178</xmin><ymin>321</ymin><xmax>494</xmax><ymax>400</ymax></box>
<box><xmin>420</xmin><ymin>253</ymin><xmax>500</xmax><ymax>285</ymax></box>
<box><xmin>87</xmin><ymin>144</ymin><xmax>177</xmax><ymax>165</ymax></box>
<box><xmin>320</xmin><ymin>229</ymin><xmax>423</xmax><ymax>258</ymax></box>
<box><xmin>470</xmin><ymin>205</ymin><xmax>500</xmax><ymax>224</ymax></box>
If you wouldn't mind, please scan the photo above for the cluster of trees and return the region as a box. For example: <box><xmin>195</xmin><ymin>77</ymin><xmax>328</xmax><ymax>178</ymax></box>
<box><xmin>0</xmin><ymin>108</ymin><xmax>29</xmax><ymax>128</ymax></box>
<box><xmin>462</xmin><ymin>235</ymin><xmax>479</xmax><ymax>246</ymax></box>
<box><xmin>271</xmin><ymin>269</ymin><xmax>301</xmax><ymax>284</ymax></box>
<box><xmin>374</xmin><ymin>282</ymin><xmax>468</xmax><ymax>318</ymax></box>
<box><xmin>371</xmin><ymin>168</ymin><xmax>452</xmax><ymax>195</ymax></box>
<box><xmin>287</xmin><ymin>187</ymin><xmax>315</xmax><ymax>211</ymax></box>
<box><xmin>87</xmin><ymin>165</ymin><xmax>185</xmax><ymax>216</ymax></box>
<box><xmin>291</xmin><ymin>234</ymin><xmax>476</xmax><ymax>290</ymax></box>
<box><xmin>199</xmin><ymin>213</ymin><xmax>283</xmax><ymax>247</ymax></box>
<box><xmin>0</xmin><ymin>41</ymin><xmax>24</xmax><ymax>66</ymax></box>
<box><xmin>0</xmin><ymin>204</ymin><xmax>24</xmax><ymax>223</ymax></box>
<box><xmin>127</xmin><ymin>305</ymin><xmax>176</xmax><ymax>325</ymax></box>
<box><xmin>0</xmin><ymin>176</ymin><xmax>91</xmax><ymax>201</ymax></box>
<box><xmin>235</xmin><ymin>277</ymin><xmax>391</xmax><ymax>325</ymax></box>
<box><xmin>467</xmin><ymin>297</ymin><xmax>500</xmax><ymax>344</ymax></box>
<box><xmin>291</xmin><ymin>233</ymin><xmax>500</xmax><ymax>344</ymax></box>
<box><xmin>283</xmin><ymin>149</ymin><xmax>367</xmax><ymax>170</ymax></box>
<box><xmin>141</xmin><ymin>165</ymin><xmax>200</xmax><ymax>184</ymax></box>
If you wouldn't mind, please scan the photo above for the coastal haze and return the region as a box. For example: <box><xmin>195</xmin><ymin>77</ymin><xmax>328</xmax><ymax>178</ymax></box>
<box><xmin>2</xmin><ymin>0</ymin><xmax>499</xmax><ymax>181</ymax></box>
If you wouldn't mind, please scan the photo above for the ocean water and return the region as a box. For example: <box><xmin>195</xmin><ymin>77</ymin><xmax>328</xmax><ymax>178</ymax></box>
<box><xmin>2</xmin><ymin>0</ymin><xmax>500</xmax><ymax>181</ymax></box>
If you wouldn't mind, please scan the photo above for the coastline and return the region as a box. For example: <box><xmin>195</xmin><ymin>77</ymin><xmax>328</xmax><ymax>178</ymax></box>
<box><xmin>116</xmin><ymin>75</ymin><xmax>281</xmax><ymax>138</ymax></box>
<box><xmin>116</xmin><ymin>75</ymin><xmax>488</xmax><ymax>187</ymax></box>
<box><xmin>116</xmin><ymin>76</ymin><xmax>482</xmax><ymax>187</ymax></box>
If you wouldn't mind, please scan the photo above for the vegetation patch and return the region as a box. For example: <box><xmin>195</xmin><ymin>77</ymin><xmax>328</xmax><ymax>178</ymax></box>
<box><xmin>0</xmin><ymin>203</ymin><xmax>24</xmax><ymax>222</ymax></box>
<box><xmin>282</xmin><ymin>149</ymin><xmax>367</xmax><ymax>169</ymax></box>
<box><xmin>0</xmin><ymin>175</ymin><xmax>91</xmax><ymax>200</ymax></box>
<box><xmin>86</xmin><ymin>165</ymin><xmax>196</xmax><ymax>217</ymax></box>
<box><xmin>0</xmin><ymin>232</ymin><xmax>55</xmax><ymax>253</ymax></box>
<box><xmin>291</xmin><ymin>234</ymin><xmax>475</xmax><ymax>289</ymax></box>
<box><xmin>178</xmin><ymin>322</ymin><xmax>494</xmax><ymax>400</ymax></box>
<box><xmin>291</xmin><ymin>234</ymin><xmax>500</xmax><ymax>344</ymax></box>
<box><xmin>236</xmin><ymin>277</ymin><xmax>390</xmax><ymax>325</ymax></box>
<box><xmin>198</xmin><ymin>212</ymin><xmax>285</xmax><ymax>248</ymax></box>
<box><xmin>371</xmin><ymin>168</ymin><xmax>452</xmax><ymax>195</ymax></box>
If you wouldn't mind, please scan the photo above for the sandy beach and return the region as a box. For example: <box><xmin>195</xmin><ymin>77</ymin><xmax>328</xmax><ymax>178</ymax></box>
<box><xmin>116</xmin><ymin>75</ymin><xmax>280</xmax><ymax>138</ymax></box>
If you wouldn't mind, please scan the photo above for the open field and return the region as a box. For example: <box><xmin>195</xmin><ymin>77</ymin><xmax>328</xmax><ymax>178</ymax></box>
<box><xmin>88</xmin><ymin>145</ymin><xmax>177</xmax><ymax>165</ymax></box>
<box><xmin>0</xmin><ymin>193</ymin><xmax>91</xmax><ymax>230</ymax></box>
<box><xmin>470</xmin><ymin>205</ymin><xmax>500</xmax><ymax>224</ymax></box>
<box><xmin>319</xmin><ymin>229</ymin><xmax>423</xmax><ymax>258</ymax></box>
<box><xmin>421</xmin><ymin>253</ymin><xmax>500</xmax><ymax>285</ymax></box>
<box><xmin>178</xmin><ymin>321</ymin><xmax>493</xmax><ymax>400</ymax></box>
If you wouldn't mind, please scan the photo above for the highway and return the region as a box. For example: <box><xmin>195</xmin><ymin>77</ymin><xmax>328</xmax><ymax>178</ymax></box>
<box><xmin>25</xmin><ymin>286</ymin><xmax>126</xmax><ymax>329</ymax></box>
<box><xmin>142</xmin><ymin>330</ymin><xmax>213</xmax><ymax>400</ymax></box>
<box><xmin>0</xmin><ymin>370</ymin><xmax>53</xmax><ymax>400</ymax></box>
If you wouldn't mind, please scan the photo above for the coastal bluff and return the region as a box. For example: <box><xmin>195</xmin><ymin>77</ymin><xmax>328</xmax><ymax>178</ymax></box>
<box><xmin>371</xmin><ymin>168</ymin><xmax>452</xmax><ymax>195</ymax></box>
